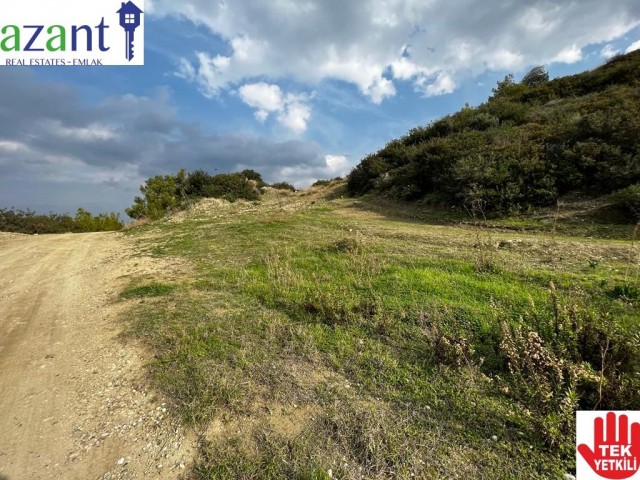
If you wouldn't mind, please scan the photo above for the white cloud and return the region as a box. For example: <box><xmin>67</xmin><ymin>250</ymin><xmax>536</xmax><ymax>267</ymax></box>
<box><xmin>45</xmin><ymin>121</ymin><xmax>118</xmax><ymax>142</ymax></box>
<box><xmin>238</xmin><ymin>82</ymin><xmax>283</xmax><ymax>114</ymax></box>
<box><xmin>160</xmin><ymin>0</ymin><xmax>640</xmax><ymax>103</ymax></box>
<box><xmin>421</xmin><ymin>72</ymin><xmax>456</xmax><ymax>96</ymax></box>
<box><xmin>175</xmin><ymin>57</ymin><xmax>195</xmax><ymax>81</ymax></box>
<box><xmin>626</xmin><ymin>39</ymin><xmax>640</xmax><ymax>53</ymax></box>
<box><xmin>551</xmin><ymin>44</ymin><xmax>583</xmax><ymax>64</ymax></box>
<box><xmin>486</xmin><ymin>50</ymin><xmax>525</xmax><ymax>70</ymax></box>
<box><xmin>391</xmin><ymin>57</ymin><xmax>426</xmax><ymax>80</ymax></box>
<box><xmin>517</xmin><ymin>6</ymin><xmax>561</xmax><ymax>37</ymax></box>
<box><xmin>238</xmin><ymin>82</ymin><xmax>312</xmax><ymax>133</ymax></box>
<box><xmin>0</xmin><ymin>140</ymin><xmax>29</xmax><ymax>153</ymax></box>
<box><xmin>601</xmin><ymin>44</ymin><xmax>620</xmax><ymax>59</ymax></box>
<box><xmin>277</xmin><ymin>101</ymin><xmax>311</xmax><ymax>135</ymax></box>
<box><xmin>254</xmin><ymin>110</ymin><xmax>269</xmax><ymax>123</ymax></box>
<box><xmin>324</xmin><ymin>154</ymin><xmax>349</xmax><ymax>175</ymax></box>
<box><xmin>190</xmin><ymin>53</ymin><xmax>233</xmax><ymax>98</ymax></box>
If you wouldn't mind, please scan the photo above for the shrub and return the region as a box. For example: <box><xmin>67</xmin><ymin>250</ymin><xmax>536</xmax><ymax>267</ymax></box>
<box><xmin>610</xmin><ymin>184</ymin><xmax>640</xmax><ymax>222</ymax></box>
<box><xmin>198</xmin><ymin>173</ymin><xmax>260</xmax><ymax>202</ymax></box>
<box><xmin>185</xmin><ymin>170</ymin><xmax>215</xmax><ymax>198</ymax></box>
<box><xmin>270</xmin><ymin>182</ymin><xmax>296</xmax><ymax>192</ymax></box>
<box><xmin>496</xmin><ymin>284</ymin><xmax>640</xmax><ymax>447</ymax></box>
<box><xmin>312</xmin><ymin>179</ymin><xmax>331</xmax><ymax>187</ymax></box>
<box><xmin>74</xmin><ymin>208</ymin><xmax>123</xmax><ymax>232</ymax></box>
<box><xmin>607</xmin><ymin>284</ymin><xmax>640</xmax><ymax>300</ymax></box>
<box><xmin>468</xmin><ymin>112</ymin><xmax>499</xmax><ymax>131</ymax></box>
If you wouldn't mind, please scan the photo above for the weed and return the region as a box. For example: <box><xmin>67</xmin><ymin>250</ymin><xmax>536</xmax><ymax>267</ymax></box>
<box><xmin>497</xmin><ymin>284</ymin><xmax>640</xmax><ymax>449</ymax></box>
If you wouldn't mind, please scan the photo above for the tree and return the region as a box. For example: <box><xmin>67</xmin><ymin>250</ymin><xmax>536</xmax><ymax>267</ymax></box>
<box><xmin>125</xmin><ymin>169</ymin><xmax>187</xmax><ymax>220</ymax></box>
<box><xmin>75</xmin><ymin>208</ymin><xmax>94</xmax><ymax>231</ymax></box>
<box><xmin>185</xmin><ymin>170</ymin><xmax>214</xmax><ymax>198</ymax></box>
<box><xmin>241</xmin><ymin>169</ymin><xmax>266</xmax><ymax>187</ymax></box>
<box><xmin>521</xmin><ymin>66</ymin><xmax>549</xmax><ymax>88</ymax></box>
<box><xmin>491</xmin><ymin>73</ymin><xmax>515</xmax><ymax>98</ymax></box>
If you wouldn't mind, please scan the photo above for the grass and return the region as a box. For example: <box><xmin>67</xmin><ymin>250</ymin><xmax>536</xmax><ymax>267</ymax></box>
<box><xmin>120</xmin><ymin>282</ymin><xmax>177</xmax><ymax>299</ymax></box>
<box><xmin>121</xmin><ymin>187</ymin><xmax>640</xmax><ymax>479</ymax></box>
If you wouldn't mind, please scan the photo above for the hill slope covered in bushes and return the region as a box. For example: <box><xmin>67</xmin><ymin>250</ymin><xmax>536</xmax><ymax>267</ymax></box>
<box><xmin>347</xmin><ymin>50</ymin><xmax>640</xmax><ymax>219</ymax></box>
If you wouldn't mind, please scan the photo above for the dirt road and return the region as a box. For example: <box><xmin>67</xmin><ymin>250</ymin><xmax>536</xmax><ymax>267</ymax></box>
<box><xmin>0</xmin><ymin>233</ymin><xmax>194</xmax><ymax>480</ymax></box>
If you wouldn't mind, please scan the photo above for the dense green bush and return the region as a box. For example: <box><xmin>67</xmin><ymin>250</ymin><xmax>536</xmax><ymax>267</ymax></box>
<box><xmin>184</xmin><ymin>169</ymin><xmax>214</xmax><ymax>198</ymax></box>
<box><xmin>347</xmin><ymin>50</ymin><xmax>640</xmax><ymax>214</ymax></box>
<box><xmin>183</xmin><ymin>170</ymin><xmax>260</xmax><ymax>202</ymax></box>
<box><xmin>199</xmin><ymin>173</ymin><xmax>260</xmax><ymax>202</ymax></box>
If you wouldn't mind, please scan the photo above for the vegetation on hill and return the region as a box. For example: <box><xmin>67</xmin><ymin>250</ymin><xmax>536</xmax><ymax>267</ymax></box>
<box><xmin>347</xmin><ymin>51</ymin><xmax>640</xmax><ymax>219</ymax></box>
<box><xmin>0</xmin><ymin>207</ymin><xmax>122</xmax><ymax>234</ymax></box>
<box><xmin>126</xmin><ymin>168</ymin><xmax>297</xmax><ymax>220</ymax></box>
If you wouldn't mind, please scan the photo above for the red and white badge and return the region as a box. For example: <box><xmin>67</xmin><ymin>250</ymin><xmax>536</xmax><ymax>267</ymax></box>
<box><xmin>577</xmin><ymin>411</ymin><xmax>640</xmax><ymax>479</ymax></box>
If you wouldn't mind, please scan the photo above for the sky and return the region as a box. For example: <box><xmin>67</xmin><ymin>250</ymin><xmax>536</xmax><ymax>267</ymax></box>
<box><xmin>1</xmin><ymin>0</ymin><xmax>640</xmax><ymax>217</ymax></box>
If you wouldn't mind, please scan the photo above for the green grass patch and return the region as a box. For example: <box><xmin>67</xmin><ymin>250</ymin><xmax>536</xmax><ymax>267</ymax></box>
<box><xmin>120</xmin><ymin>282</ymin><xmax>177</xmax><ymax>299</ymax></box>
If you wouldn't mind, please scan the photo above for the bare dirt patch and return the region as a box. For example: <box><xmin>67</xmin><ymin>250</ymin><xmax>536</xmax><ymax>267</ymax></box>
<box><xmin>0</xmin><ymin>232</ymin><xmax>196</xmax><ymax>479</ymax></box>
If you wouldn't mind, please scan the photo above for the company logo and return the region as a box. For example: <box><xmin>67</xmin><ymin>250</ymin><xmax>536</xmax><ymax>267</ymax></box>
<box><xmin>117</xmin><ymin>1</ymin><xmax>143</xmax><ymax>61</ymax></box>
<box><xmin>577</xmin><ymin>411</ymin><xmax>640</xmax><ymax>479</ymax></box>
<box><xmin>1</xmin><ymin>0</ymin><xmax>144</xmax><ymax>66</ymax></box>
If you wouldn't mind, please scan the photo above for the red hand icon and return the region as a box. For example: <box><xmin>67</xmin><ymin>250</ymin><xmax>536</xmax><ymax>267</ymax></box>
<box><xmin>578</xmin><ymin>412</ymin><xmax>640</xmax><ymax>479</ymax></box>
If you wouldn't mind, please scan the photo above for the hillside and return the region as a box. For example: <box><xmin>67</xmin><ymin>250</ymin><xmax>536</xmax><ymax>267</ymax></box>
<box><xmin>119</xmin><ymin>185</ymin><xmax>639</xmax><ymax>478</ymax></box>
<box><xmin>347</xmin><ymin>50</ymin><xmax>640</xmax><ymax>218</ymax></box>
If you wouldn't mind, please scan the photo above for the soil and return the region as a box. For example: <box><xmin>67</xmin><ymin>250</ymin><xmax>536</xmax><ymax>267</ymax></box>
<box><xmin>0</xmin><ymin>232</ymin><xmax>196</xmax><ymax>480</ymax></box>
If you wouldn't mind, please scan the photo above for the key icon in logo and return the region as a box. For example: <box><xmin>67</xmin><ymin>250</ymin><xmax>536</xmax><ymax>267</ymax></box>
<box><xmin>117</xmin><ymin>1</ymin><xmax>143</xmax><ymax>61</ymax></box>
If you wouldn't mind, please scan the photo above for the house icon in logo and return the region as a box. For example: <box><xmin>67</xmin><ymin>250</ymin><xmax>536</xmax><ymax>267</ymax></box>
<box><xmin>116</xmin><ymin>1</ymin><xmax>143</xmax><ymax>61</ymax></box>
